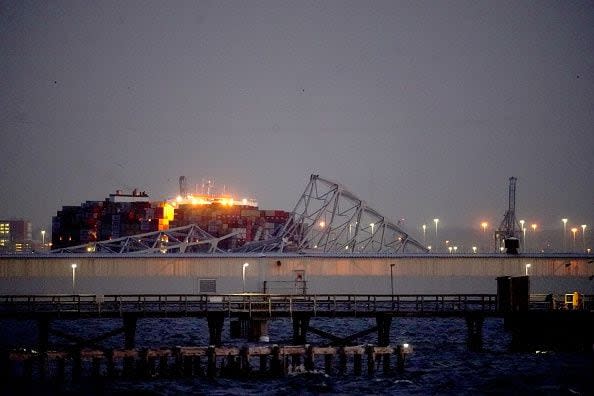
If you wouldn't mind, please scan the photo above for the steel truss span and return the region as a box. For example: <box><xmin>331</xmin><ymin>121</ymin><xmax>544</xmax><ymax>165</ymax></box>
<box><xmin>51</xmin><ymin>224</ymin><xmax>238</xmax><ymax>254</ymax></box>
<box><xmin>238</xmin><ymin>174</ymin><xmax>428</xmax><ymax>254</ymax></box>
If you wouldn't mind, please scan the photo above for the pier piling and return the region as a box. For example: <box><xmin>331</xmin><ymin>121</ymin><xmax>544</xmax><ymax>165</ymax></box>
<box><xmin>207</xmin><ymin>313</ymin><xmax>225</xmax><ymax>346</ymax></box>
<box><xmin>123</xmin><ymin>315</ymin><xmax>137</xmax><ymax>349</ymax></box>
<box><xmin>292</xmin><ymin>313</ymin><xmax>310</xmax><ymax>344</ymax></box>
<box><xmin>465</xmin><ymin>313</ymin><xmax>484</xmax><ymax>351</ymax></box>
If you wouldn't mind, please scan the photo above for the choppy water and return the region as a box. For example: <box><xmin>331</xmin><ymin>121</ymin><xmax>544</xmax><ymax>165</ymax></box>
<box><xmin>2</xmin><ymin>317</ymin><xmax>593</xmax><ymax>395</ymax></box>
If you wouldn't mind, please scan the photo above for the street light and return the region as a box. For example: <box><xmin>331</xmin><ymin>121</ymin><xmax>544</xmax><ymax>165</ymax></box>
<box><xmin>71</xmin><ymin>263</ymin><xmax>77</xmax><ymax>294</ymax></box>
<box><xmin>581</xmin><ymin>225</ymin><xmax>587</xmax><ymax>252</ymax></box>
<box><xmin>525</xmin><ymin>263</ymin><xmax>531</xmax><ymax>276</ymax></box>
<box><xmin>370</xmin><ymin>223</ymin><xmax>375</xmax><ymax>235</ymax></box>
<box><xmin>41</xmin><ymin>230</ymin><xmax>46</xmax><ymax>251</ymax></box>
<box><xmin>531</xmin><ymin>224</ymin><xmax>537</xmax><ymax>253</ymax></box>
<box><xmin>448</xmin><ymin>246</ymin><xmax>453</xmax><ymax>254</ymax></box>
<box><xmin>571</xmin><ymin>228</ymin><xmax>578</xmax><ymax>252</ymax></box>
<box><xmin>481</xmin><ymin>222</ymin><xmax>488</xmax><ymax>252</ymax></box>
<box><xmin>472</xmin><ymin>246</ymin><xmax>477</xmax><ymax>254</ymax></box>
<box><xmin>390</xmin><ymin>264</ymin><xmax>395</xmax><ymax>297</ymax></box>
<box><xmin>562</xmin><ymin>218</ymin><xmax>568</xmax><ymax>252</ymax></box>
<box><xmin>519</xmin><ymin>220</ymin><xmax>525</xmax><ymax>251</ymax></box>
<box><xmin>242</xmin><ymin>262</ymin><xmax>249</xmax><ymax>292</ymax></box>
<box><xmin>433</xmin><ymin>219</ymin><xmax>439</xmax><ymax>252</ymax></box>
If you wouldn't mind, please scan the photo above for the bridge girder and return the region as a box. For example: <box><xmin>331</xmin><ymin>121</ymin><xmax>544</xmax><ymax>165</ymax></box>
<box><xmin>237</xmin><ymin>174</ymin><xmax>428</xmax><ymax>254</ymax></box>
<box><xmin>51</xmin><ymin>224</ymin><xmax>237</xmax><ymax>254</ymax></box>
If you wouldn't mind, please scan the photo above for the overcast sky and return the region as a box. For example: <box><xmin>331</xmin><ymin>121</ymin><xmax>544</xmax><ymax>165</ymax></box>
<box><xmin>1</xmin><ymin>1</ymin><xmax>593</xmax><ymax>238</ymax></box>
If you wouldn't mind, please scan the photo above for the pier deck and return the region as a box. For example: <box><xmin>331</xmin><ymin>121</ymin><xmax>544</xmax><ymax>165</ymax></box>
<box><xmin>0</xmin><ymin>293</ymin><xmax>500</xmax><ymax>319</ymax></box>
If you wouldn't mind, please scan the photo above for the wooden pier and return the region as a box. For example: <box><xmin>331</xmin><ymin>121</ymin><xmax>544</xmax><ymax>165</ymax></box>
<box><xmin>0</xmin><ymin>293</ymin><xmax>499</xmax><ymax>351</ymax></box>
<box><xmin>1</xmin><ymin>290</ymin><xmax>592</xmax><ymax>378</ymax></box>
<box><xmin>0</xmin><ymin>293</ymin><xmax>500</xmax><ymax>319</ymax></box>
<box><xmin>4</xmin><ymin>343</ymin><xmax>411</xmax><ymax>381</ymax></box>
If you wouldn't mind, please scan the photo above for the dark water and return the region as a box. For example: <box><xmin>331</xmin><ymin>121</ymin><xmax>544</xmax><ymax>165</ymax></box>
<box><xmin>2</xmin><ymin>317</ymin><xmax>592</xmax><ymax>395</ymax></box>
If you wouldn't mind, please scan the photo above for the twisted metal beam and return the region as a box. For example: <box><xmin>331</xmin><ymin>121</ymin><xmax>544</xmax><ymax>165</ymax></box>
<box><xmin>51</xmin><ymin>224</ymin><xmax>237</xmax><ymax>254</ymax></box>
<box><xmin>239</xmin><ymin>174</ymin><xmax>428</xmax><ymax>254</ymax></box>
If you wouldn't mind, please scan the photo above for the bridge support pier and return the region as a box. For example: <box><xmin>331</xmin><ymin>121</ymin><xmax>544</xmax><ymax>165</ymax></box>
<box><xmin>292</xmin><ymin>313</ymin><xmax>310</xmax><ymax>344</ymax></box>
<box><xmin>207</xmin><ymin>312</ymin><xmax>225</xmax><ymax>346</ymax></box>
<box><xmin>465</xmin><ymin>313</ymin><xmax>484</xmax><ymax>351</ymax></box>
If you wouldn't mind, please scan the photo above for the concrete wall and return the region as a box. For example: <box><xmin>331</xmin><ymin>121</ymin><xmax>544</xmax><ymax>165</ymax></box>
<box><xmin>1</xmin><ymin>254</ymin><xmax>593</xmax><ymax>295</ymax></box>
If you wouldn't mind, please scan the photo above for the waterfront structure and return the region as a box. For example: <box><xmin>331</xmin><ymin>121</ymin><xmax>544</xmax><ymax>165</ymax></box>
<box><xmin>494</xmin><ymin>177</ymin><xmax>522</xmax><ymax>253</ymax></box>
<box><xmin>1</xmin><ymin>253</ymin><xmax>592</xmax><ymax>295</ymax></box>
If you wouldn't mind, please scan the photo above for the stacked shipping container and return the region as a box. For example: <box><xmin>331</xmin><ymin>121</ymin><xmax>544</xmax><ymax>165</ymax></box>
<box><xmin>52</xmin><ymin>192</ymin><xmax>290</xmax><ymax>251</ymax></box>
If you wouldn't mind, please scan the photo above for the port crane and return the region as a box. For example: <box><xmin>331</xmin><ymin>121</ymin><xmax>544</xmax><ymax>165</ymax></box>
<box><xmin>495</xmin><ymin>177</ymin><xmax>522</xmax><ymax>254</ymax></box>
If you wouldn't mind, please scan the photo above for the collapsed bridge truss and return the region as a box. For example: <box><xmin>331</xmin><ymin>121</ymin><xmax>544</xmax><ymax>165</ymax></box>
<box><xmin>51</xmin><ymin>175</ymin><xmax>426</xmax><ymax>255</ymax></box>
<box><xmin>51</xmin><ymin>224</ymin><xmax>238</xmax><ymax>254</ymax></box>
<box><xmin>237</xmin><ymin>174</ymin><xmax>428</xmax><ymax>254</ymax></box>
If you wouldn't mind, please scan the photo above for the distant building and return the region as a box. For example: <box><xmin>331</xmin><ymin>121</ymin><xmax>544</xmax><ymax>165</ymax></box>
<box><xmin>0</xmin><ymin>219</ymin><xmax>33</xmax><ymax>253</ymax></box>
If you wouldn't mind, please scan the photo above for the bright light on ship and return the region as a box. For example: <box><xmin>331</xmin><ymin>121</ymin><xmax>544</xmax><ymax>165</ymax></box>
<box><xmin>170</xmin><ymin>193</ymin><xmax>257</xmax><ymax>208</ymax></box>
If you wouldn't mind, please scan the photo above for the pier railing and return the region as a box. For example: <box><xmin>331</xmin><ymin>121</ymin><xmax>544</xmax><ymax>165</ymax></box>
<box><xmin>0</xmin><ymin>293</ymin><xmax>500</xmax><ymax>318</ymax></box>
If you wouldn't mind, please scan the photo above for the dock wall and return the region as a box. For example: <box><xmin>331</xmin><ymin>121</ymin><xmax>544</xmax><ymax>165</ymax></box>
<box><xmin>1</xmin><ymin>255</ymin><xmax>593</xmax><ymax>295</ymax></box>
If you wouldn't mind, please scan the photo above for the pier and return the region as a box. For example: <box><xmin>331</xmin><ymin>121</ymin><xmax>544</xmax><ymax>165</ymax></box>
<box><xmin>4</xmin><ymin>343</ymin><xmax>411</xmax><ymax>381</ymax></box>
<box><xmin>2</xmin><ymin>291</ymin><xmax>592</xmax><ymax>352</ymax></box>
<box><xmin>1</xmin><ymin>293</ymin><xmax>498</xmax><ymax>347</ymax></box>
<box><xmin>1</xmin><ymin>289</ymin><xmax>593</xmax><ymax>386</ymax></box>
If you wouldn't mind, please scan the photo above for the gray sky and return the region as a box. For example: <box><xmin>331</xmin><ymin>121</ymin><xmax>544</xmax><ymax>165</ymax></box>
<box><xmin>1</xmin><ymin>0</ymin><xmax>593</xmax><ymax>237</ymax></box>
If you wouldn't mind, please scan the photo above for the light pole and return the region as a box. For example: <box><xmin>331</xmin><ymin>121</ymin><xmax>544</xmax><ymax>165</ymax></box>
<box><xmin>581</xmin><ymin>225</ymin><xmax>587</xmax><ymax>252</ymax></box>
<box><xmin>571</xmin><ymin>228</ymin><xmax>578</xmax><ymax>252</ymax></box>
<box><xmin>71</xmin><ymin>263</ymin><xmax>77</xmax><ymax>294</ymax></box>
<box><xmin>562</xmin><ymin>218</ymin><xmax>568</xmax><ymax>252</ymax></box>
<box><xmin>41</xmin><ymin>230</ymin><xmax>46</xmax><ymax>251</ymax></box>
<box><xmin>481</xmin><ymin>222</ymin><xmax>488</xmax><ymax>252</ymax></box>
<box><xmin>433</xmin><ymin>219</ymin><xmax>439</xmax><ymax>252</ymax></box>
<box><xmin>390</xmin><ymin>264</ymin><xmax>395</xmax><ymax>297</ymax></box>
<box><xmin>531</xmin><ymin>224</ymin><xmax>537</xmax><ymax>253</ymax></box>
<box><xmin>519</xmin><ymin>220</ymin><xmax>525</xmax><ymax>251</ymax></box>
<box><xmin>242</xmin><ymin>262</ymin><xmax>249</xmax><ymax>292</ymax></box>
<box><xmin>525</xmin><ymin>263</ymin><xmax>531</xmax><ymax>276</ymax></box>
<box><xmin>472</xmin><ymin>246</ymin><xmax>477</xmax><ymax>254</ymax></box>
<box><xmin>370</xmin><ymin>223</ymin><xmax>375</xmax><ymax>235</ymax></box>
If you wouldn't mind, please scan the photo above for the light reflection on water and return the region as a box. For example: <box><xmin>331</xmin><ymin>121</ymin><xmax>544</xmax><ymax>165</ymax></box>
<box><xmin>2</xmin><ymin>317</ymin><xmax>592</xmax><ymax>395</ymax></box>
